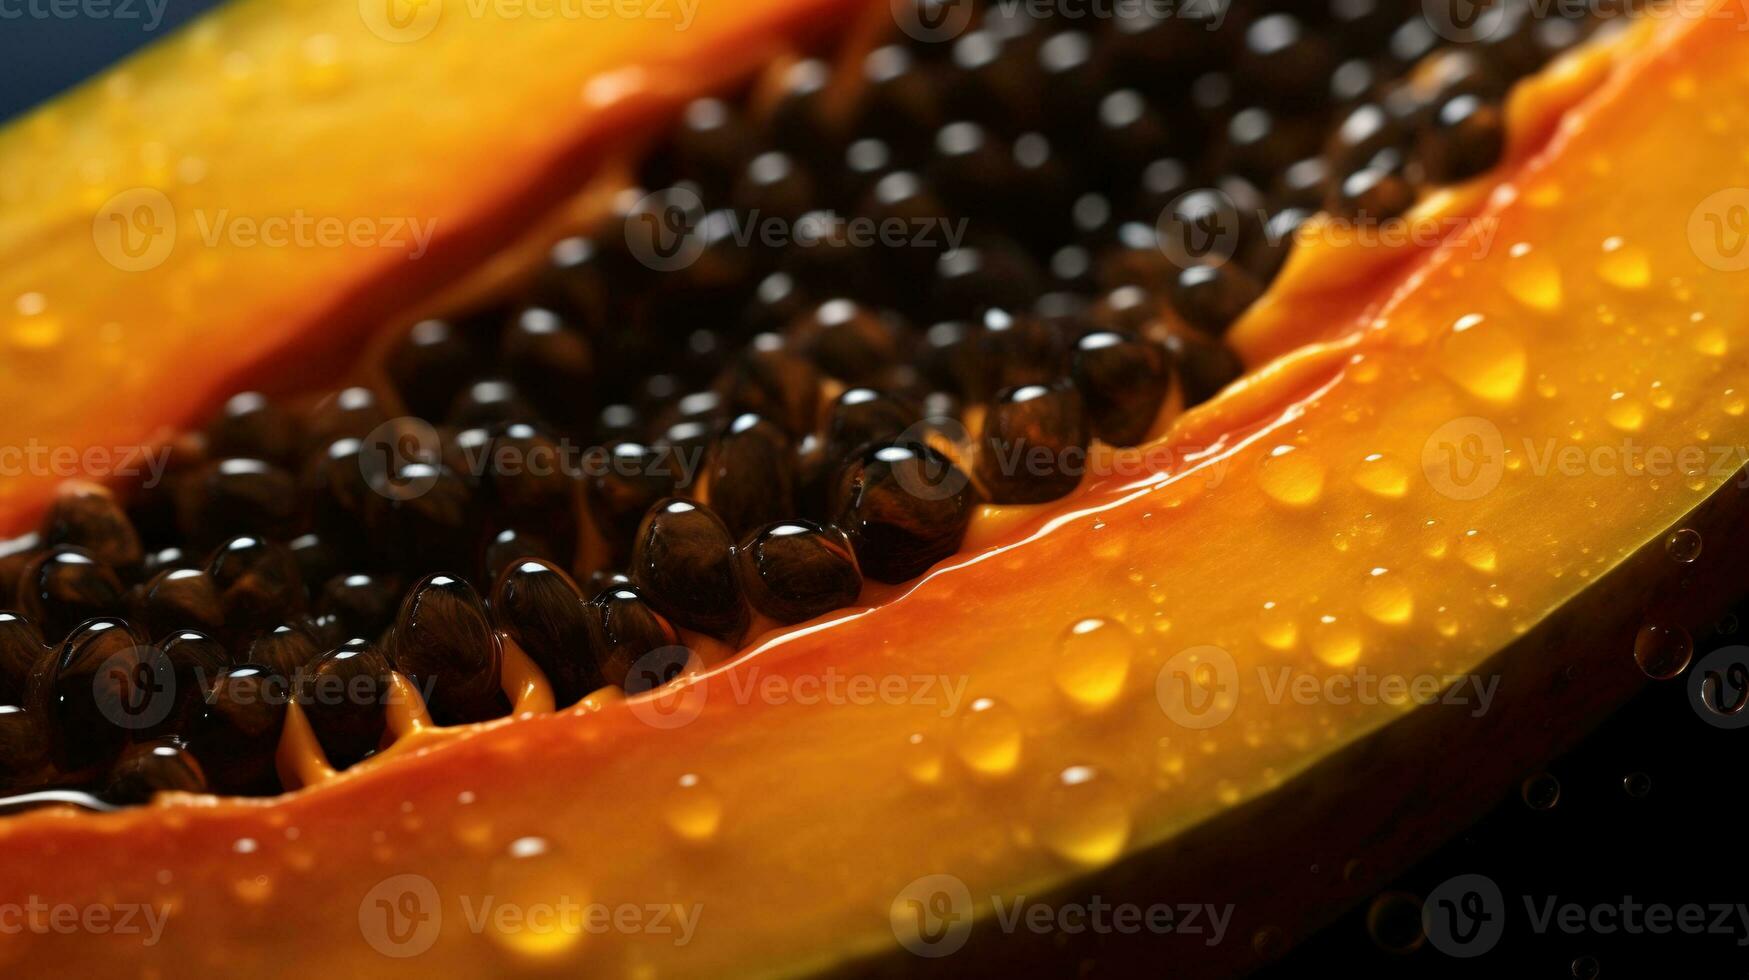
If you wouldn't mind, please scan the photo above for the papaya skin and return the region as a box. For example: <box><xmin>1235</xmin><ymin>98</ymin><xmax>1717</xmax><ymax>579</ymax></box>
<box><xmin>3</xmin><ymin>3</ymin><xmax>1749</xmax><ymax>979</ymax></box>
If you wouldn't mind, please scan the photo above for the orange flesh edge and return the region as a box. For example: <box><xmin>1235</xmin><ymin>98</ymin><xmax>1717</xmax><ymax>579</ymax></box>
<box><xmin>2</xmin><ymin>1</ymin><xmax>1749</xmax><ymax>977</ymax></box>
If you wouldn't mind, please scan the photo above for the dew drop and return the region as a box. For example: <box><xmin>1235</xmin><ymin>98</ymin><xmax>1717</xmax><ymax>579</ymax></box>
<box><xmin>663</xmin><ymin>773</ymin><xmax>723</xmax><ymax>844</ymax></box>
<box><xmin>1633</xmin><ymin>623</ymin><xmax>1693</xmax><ymax>680</ymax></box>
<box><xmin>1571</xmin><ymin>954</ymin><xmax>1601</xmax><ymax>980</ymax></box>
<box><xmin>1503</xmin><ymin>244</ymin><xmax>1564</xmax><ymax>311</ymax></box>
<box><xmin>1622</xmin><ymin>772</ymin><xmax>1652</xmax><ymax>799</ymax></box>
<box><xmin>1604</xmin><ymin>393</ymin><xmax>1645</xmax><ymax>433</ymax></box>
<box><xmin>954</xmin><ymin>697</ymin><xmax>1023</xmax><ymax>778</ymax></box>
<box><xmin>1309</xmin><ymin>614</ymin><xmax>1362</xmax><ymax>667</ymax></box>
<box><xmin>1666</xmin><ymin>528</ymin><xmax>1702</xmax><ymax>564</ymax></box>
<box><xmin>1052</xmin><ymin>617</ymin><xmax>1133</xmax><ymax>711</ymax></box>
<box><xmin>1257</xmin><ymin>445</ymin><xmax>1325</xmax><ymax>508</ymax></box>
<box><xmin>1723</xmin><ymin>388</ymin><xmax>1745</xmax><ymax>416</ymax></box>
<box><xmin>1360</xmin><ymin>568</ymin><xmax>1414</xmax><ymax>625</ymax></box>
<box><xmin>1365</xmin><ymin>892</ymin><xmax>1425</xmax><ymax>953</ymax></box>
<box><xmin>1439</xmin><ymin>314</ymin><xmax>1525</xmax><ymax>403</ymax></box>
<box><xmin>1035</xmin><ymin>765</ymin><xmax>1131</xmax><ymax>867</ymax></box>
<box><xmin>230</xmin><ymin>874</ymin><xmax>274</xmax><ymax>904</ymax></box>
<box><xmin>487</xmin><ymin>836</ymin><xmax>585</xmax><ymax>958</ymax></box>
<box><xmin>901</xmin><ymin>731</ymin><xmax>945</xmax><ymax>786</ymax></box>
<box><xmin>1255</xmin><ymin>601</ymin><xmax>1298</xmax><ymax>651</ymax></box>
<box><xmin>1457</xmin><ymin>529</ymin><xmax>1497</xmax><ymax>573</ymax></box>
<box><xmin>1352</xmin><ymin>453</ymin><xmax>1409</xmax><ymax>499</ymax></box>
<box><xmin>1521</xmin><ymin>772</ymin><xmax>1561</xmax><ymax>810</ymax></box>
<box><xmin>1597</xmin><ymin>237</ymin><xmax>1651</xmax><ymax>289</ymax></box>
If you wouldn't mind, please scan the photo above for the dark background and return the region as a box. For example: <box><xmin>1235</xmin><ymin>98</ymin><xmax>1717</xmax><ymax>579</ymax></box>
<box><xmin>0</xmin><ymin>1</ymin><xmax>217</xmax><ymax>123</ymax></box>
<box><xmin>5</xmin><ymin>6</ymin><xmax>1746</xmax><ymax>978</ymax></box>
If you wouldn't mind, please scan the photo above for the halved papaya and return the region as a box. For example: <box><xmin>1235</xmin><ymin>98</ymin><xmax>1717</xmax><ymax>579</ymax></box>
<box><xmin>1</xmin><ymin>1</ymin><xmax>1747</xmax><ymax>977</ymax></box>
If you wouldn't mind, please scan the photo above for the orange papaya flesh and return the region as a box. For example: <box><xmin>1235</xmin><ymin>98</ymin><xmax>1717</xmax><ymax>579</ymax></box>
<box><xmin>2</xmin><ymin>4</ymin><xmax>1749</xmax><ymax>980</ymax></box>
<box><xmin>0</xmin><ymin>0</ymin><xmax>872</xmax><ymax>537</ymax></box>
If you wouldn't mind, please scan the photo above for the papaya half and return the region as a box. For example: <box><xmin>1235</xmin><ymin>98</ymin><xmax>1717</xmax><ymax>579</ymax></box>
<box><xmin>1</xmin><ymin>0</ymin><xmax>1747</xmax><ymax>976</ymax></box>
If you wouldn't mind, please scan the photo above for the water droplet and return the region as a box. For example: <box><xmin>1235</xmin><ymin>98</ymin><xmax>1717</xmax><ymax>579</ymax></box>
<box><xmin>1633</xmin><ymin>623</ymin><xmax>1693</xmax><ymax>680</ymax></box>
<box><xmin>1439</xmin><ymin>314</ymin><xmax>1525</xmax><ymax>403</ymax></box>
<box><xmin>1622</xmin><ymin>772</ymin><xmax>1652</xmax><ymax>799</ymax></box>
<box><xmin>1035</xmin><ymin>765</ymin><xmax>1131</xmax><ymax>867</ymax></box>
<box><xmin>1052</xmin><ymin>618</ymin><xmax>1133</xmax><ymax>711</ymax></box>
<box><xmin>1694</xmin><ymin>328</ymin><xmax>1728</xmax><ymax>357</ymax></box>
<box><xmin>1360</xmin><ymin>568</ymin><xmax>1414</xmax><ymax>625</ymax></box>
<box><xmin>1309</xmin><ymin>614</ymin><xmax>1362</xmax><ymax>668</ymax></box>
<box><xmin>1503</xmin><ymin>244</ymin><xmax>1564</xmax><ymax>311</ymax></box>
<box><xmin>1257</xmin><ymin>445</ymin><xmax>1325</xmax><ymax>508</ymax></box>
<box><xmin>487</xmin><ymin>836</ymin><xmax>585</xmax><ymax>958</ymax></box>
<box><xmin>1365</xmin><ymin>892</ymin><xmax>1425</xmax><ymax>953</ymax></box>
<box><xmin>1571</xmin><ymin>954</ymin><xmax>1601</xmax><ymax>980</ymax></box>
<box><xmin>664</xmin><ymin>773</ymin><xmax>722</xmax><ymax>844</ymax></box>
<box><xmin>1457</xmin><ymin>529</ymin><xmax>1497</xmax><ymax>573</ymax></box>
<box><xmin>954</xmin><ymin>697</ymin><xmax>1023</xmax><ymax>778</ymax></box>
<box><xmin>1604</xmin><ymin>392</ymin><xmax>1645</xmax><ymax>433</ymax></box>
<box><xmin>901</xmin><ymin>731</ymin><xmax>945</xmax><ymax>786</ymax></box>
<box><xmin>1723</xmin><ymin>388</ymin><xmax>1745</xmax><ymax>416</ymax></box>
<box><xmin>1597</xmin><ymin>237</ymin><xmax>1651</xmax><ymax>289</ymax></box>
<box><xmin>1521</xmin><ymin>772</ymin><xmax>1561</xmax><ymax>809</ymax></box>
<box><xmin>230</xmin><ymin>874</ymin><xmax>274</xmax><ymax>904</ymax></box>
<box><xmin>1255</xmin><ymin>601</ymin><xmax>1298</xmax><ymax>651</ymax></box>
<box><xmin>8</xmin><ymin>310</ymin><xmax>62</xmax><ymax>351</ymax></box>
<box><xmin>1352</xmin><ymin>453</ymin><xmax>1409</xmax><ymax>499</ymax></box>
<box><xmin>1666</xmin><ymin>528</ymin><xmax>1703</xmax><ymax>563</ymax></box>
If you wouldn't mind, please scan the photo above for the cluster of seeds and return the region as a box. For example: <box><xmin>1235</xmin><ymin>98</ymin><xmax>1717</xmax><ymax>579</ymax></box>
<box><xmin>0</xmin><ymin>0</ymin><xmax>1624</xmax><ymax>806</ymax></box>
